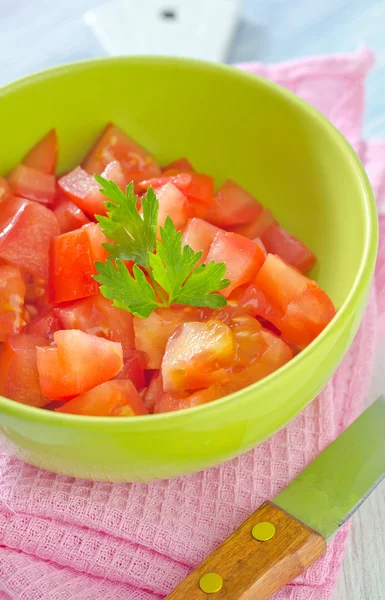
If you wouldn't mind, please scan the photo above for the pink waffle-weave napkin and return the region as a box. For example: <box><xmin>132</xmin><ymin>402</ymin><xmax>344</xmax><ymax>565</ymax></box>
<box><xmin>0</xmin><ymin>47</ymin><xmax>384</xmax><ymax>600</ymax></box>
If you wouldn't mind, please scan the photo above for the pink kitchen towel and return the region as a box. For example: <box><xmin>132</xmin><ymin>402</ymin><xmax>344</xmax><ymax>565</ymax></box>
<box><xmin>0</xmin><ymin>47</ymin><xmax>384</xmax><ymax>600</ymax></box>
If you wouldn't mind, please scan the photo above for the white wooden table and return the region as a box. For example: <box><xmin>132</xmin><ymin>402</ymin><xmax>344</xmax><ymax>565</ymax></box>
<box><xmin>0</xmin><ymin>1</ymin><xmax>384</xmax><ymax>597</ymax></box>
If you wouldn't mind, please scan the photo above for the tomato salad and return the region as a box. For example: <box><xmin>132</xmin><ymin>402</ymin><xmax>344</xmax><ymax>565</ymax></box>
<box><xmin>0</xmin><ymin>125</ymin><xmax>336</xmax><ymax>417</ymax></box>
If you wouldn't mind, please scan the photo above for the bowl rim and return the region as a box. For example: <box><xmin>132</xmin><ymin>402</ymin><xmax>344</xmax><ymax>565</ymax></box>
<box><xmin>0</xmin><ymin>55</ymin><xmax>378</xmax><ymax>429</ymax></box>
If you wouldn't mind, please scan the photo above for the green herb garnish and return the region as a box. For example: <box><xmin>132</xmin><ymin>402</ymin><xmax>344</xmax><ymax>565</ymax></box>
<box><xmin>93</xmin><ymin>176</ymin><xmax>229</xmax><ymax>318</ymax></box>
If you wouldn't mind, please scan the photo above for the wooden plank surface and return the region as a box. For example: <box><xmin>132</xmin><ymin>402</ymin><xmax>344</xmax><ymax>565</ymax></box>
<box><xmin>0</xmin><ymin>2</ymin><xmax>384</xmax><ymax>598</ymax></box>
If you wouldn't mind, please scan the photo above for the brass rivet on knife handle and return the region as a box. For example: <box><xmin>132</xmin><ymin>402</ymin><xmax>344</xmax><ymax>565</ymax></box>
<box><xmin>165</xmin><ymin>501</ymin><xmax>327</xmax><ymax>600</ymax></box>
<box><xmin>251</xmin><ymin>521</ymin><xmax>276</xmax><ymax>542</ymax></box>
<box><xmin>199</xmin><ymin>572</ymin><xmax>223</xmax><ymax>593</ymax></box>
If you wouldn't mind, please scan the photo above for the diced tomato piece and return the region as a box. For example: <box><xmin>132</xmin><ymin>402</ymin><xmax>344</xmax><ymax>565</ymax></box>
<box><xmin>230</xmin><ymin>282</ymin><xmax>284</xmax><ymax>327</ymax></box>
<box><xmin>215</xmin><ymin>304</ymin><xmax>265</xmax><ymax>365</ymax></box>
<box><xmin>0</xmin><ymin>178</ymin><xmax>11</xmax><ymax>204</ymax></box>
<box><xmin>206</xmin><ymin>179</ymin><xmax>261</xmax><ymax>227</ymax></box>
<box><xmin>156</xmin><ymin>327</ymin><xmax>293</xmax><ymax>413</ymax></box>
<box><xmin>228</xmin><ymin>208</ymin><xmax>274</xmax><ymax>239</ymax></box>
<box><xmin>182</xmin><ymin>218</ymin><xmax>222</xmax><ymax>263</ymax></box>
<box><xmin>58</xmin><ymin>161</ymin><xmax>129</xmax><ymax>217</ymax></box>
<box><xmin>56</xmin><ymin>380</ymin><xmax>148</xmax><ymax>416</ymax></box>
<box><xmin>56</xmin><ymin>293</ymin><xmax>135</xmax><ymax>356</ymax></box>
<box><xmin>156</xmin><ymin>182</ymin><xmax>189</xmax><ymax>233</ymax></box>
<box><xmin>7</xmin><ymin>164</ymin><xmax>55</xmax><ymax>204</ymax></box>
<box><xmin>115</xmin><ymin>349</ymin><xmax>146</xmax><ymax>390</ymax></box>
<box><xmin>163</xmin><ymin>157</ymin><xmax>195</xmax><ymax>173</ymax></box>
<box><xmin>82</xmin><ymin>123</ymin><xmax>161</xmax><ymax>182</ymax></box>
<box><xmin>49</xmin><ymin>223</ymin><xmax>107</xmax><ymax>304</ymax></box>
<box><xmin>161</xmin><ymin>165</ymin><xmax>213</xmax><ymax>217</ymax></box>
<box><xmin>258</xmin><ymin>329</ymin><xmax>294</xmax><ymax>370</ymax></box>
<box><xmin>0</xmin><ymin>265</ymin><xmax>26</xmax><ymax>342</ymax></box>
<box><xmin>206</xmin><ymin>231</ymin><xmax>265</xmax><ymax>297</ymax></box>
<box><xmin>162</xmin><ymin>320</ymin><xmax>235</xmax><ymax>392</ymax></box>
<box><xmin>261</xmin><ymin>222</ymin><xmax>317</xmax><ymax>272</ymax></box>
<box><xmin>0</xmin><ymin>196</ymin><xmax>59</xmax><ymax>279</ymax></box>
<box><xmin>134</xmin><ymin>306</ymin><xmax>210</xmax><ymax>369</ymax></box>
<box><xmin>279</xmin><ymin>284</ymin><xmax>336</xmax><ymax>350</ymax></box>
<box><xmin>254</xmin><ymin>254</ymin><xmax>335</xmax><ymax>349</ymax></box>
<box><xmin>143</xmin><ymin>370</ymin><xmax>163</xmax><ymax>413</ymax></box>
<box><xmin>25</xmin><ymin>308</ymin><xmax>61</xmax><ymax>339</ymax></box>
<box><xmin>254</xmin><ymin>254</ymin><xmax>309</xmax><ymax>312</ymax></box>
<box><xmin>0</xmin><ymin>334</ymin><xmax>48</xmax><ymax>407</ymax></box>
<box><xmin>22</xmin><ymin>129</ymin><xmax>58</xmax><ymax>175</ymax></box>
<box><xmin>53</xmin><ymin>197</ymin><xmax>90</xmax><ymax>234</ymax></box>
<box><xmin>36</xmin><ymin>330</ymin><xmax>123</xmax><ymax>399</ymax></box>
<box><xmin>138</xmin><ymin>172</ymin><xmax>192</xmax><ymax>191</ymax></box>
<box><xmin>183</xmin><ymin>173</ymin><xmax>214</xmax><ymax>208</ymax></box>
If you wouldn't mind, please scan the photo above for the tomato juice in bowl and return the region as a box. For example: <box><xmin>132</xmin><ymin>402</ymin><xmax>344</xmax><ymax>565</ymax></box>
<box><xmin>0</xmin><ymin>57</ymin><xmax>377</xmax><ymax>482</ymax></box>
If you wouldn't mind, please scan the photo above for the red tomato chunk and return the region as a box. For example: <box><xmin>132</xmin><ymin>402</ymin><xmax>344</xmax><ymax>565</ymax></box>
<box><xmin>206</xmin><ymin>231</ymin><xmax>265</xmax><ymax>297</ymax></box>
<box><xmin>49</xmin><ymin>223</ymin><xmax>107</xmax><ymax>303</ymax></box>
<box><xmin>0</xmin><ymin>334</ymin><xmax>48</xmax><ymax>407</ymax></box>
<box><xmin>56</xmin><ymin>380</ymin><xmax>148</xmax><ymax>416</ymax></box>
<box><xmin>82</xmin><ymin>123</ymin><xmax>161</xmax><ymax>183</ymax></box>
<box><xmin>0</xmin><ymin>196</ymin><xmax>59</xmax><ymax>279</ymax></box>
<box><xmin>8</xmin><ymin>164</ymin><xmax>56</xmax><ymax>204</ymax></box>
<box><xmin>36</xmin><ymin>330</ymin><xmax>123</xmax><ymax>399</ymax></box>
<box><xmin>22</xmin><ymin>129</ymin><xmax>58</xmax><ymax>175</ymax></box>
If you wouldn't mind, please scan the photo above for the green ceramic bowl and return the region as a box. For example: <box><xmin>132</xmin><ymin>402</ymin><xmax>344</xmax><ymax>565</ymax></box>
<box><xmin>0</xmin><ymin>57</ymin><xmax>377</xmax><ymax>482</ymax></box>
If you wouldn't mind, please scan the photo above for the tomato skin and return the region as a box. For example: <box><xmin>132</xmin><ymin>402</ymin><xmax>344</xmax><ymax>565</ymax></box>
<box><xmin>0</xmin><ymin>177</ymin><xmax>11</xmax><ymax>204</ymax></box>
<box><xmin>228</xmin><ymin>208</ymin><xmax>274</xmax><ymax>239</ymax></box>
<box><xmin>82</xmin><ymin>123</ymin><xmax>161</xmax><ymax>182</ymax></box>
<box><xmin>163</xmin><ymin>157</ymin><xmax>195</xmax><ymax>173</ymax></box>
<box><xmin>162</xmin><ymin>320</ymin><xmax>235</xmax><ymax>392</ymax></box>
<box><xmin>49</xmin><ymin>223</ymin><xmax>107</xmax><ymax>304</ymax></box>
<box><xmin>7</xmin><ymin>164</ymin><xmax>56</xmax><ymax>204</ymax></box>
<box><xmin>206</xmin><ymin>179</ymin><xmax>261</xmax><ymax>227</ymax></box>
<box><xmin>0</xmin><ymin>265</ymin><xmax>26</xmax><ymax>342</ymax></box>
<box><xmin>143</xmin><ymin>370</ymin><xmax>162</xmax><ymax>413</ymax></box>
<box><xmin>0</xmin><ymin>196</ymin><xmax>59</xmax><ymax>279</ymax></box>
<box><xmin>115</xmin><ymin>349</ymin><xmax>146</xmax><ymax>390</ymax></box>
<box><xmin>134</xmin><ymin>306</ymin><xmax>211</xmax><ymax>369</ymax></box>
<box><xmin>156</xmin><ymin>182</ymin><xmax>189</xmax><ymax>233</ymax></box>
<box><xmin>182</xmin><ymin>218</ymin><xmax>222</xmax><ymax>263</ymax></box>
<box><xmin>206</xmin><ymin>231</ymin><xmax>266</xmax><ymax>297</ymax></box>
<box><xmin>56</xmin><ymin>293</ymin><xmax>135</xmax><ymax>356</ymax></box>
<box><xmin>0</xmin><ymin>334</ymin><xmax>48</xmax><ymax>407</ymax></box>
<box><xmin>36</xmin><ymin>329</ymin><xmax>123</xmax><ymax>399</ymax></box>
<box><xmin>261</xmin><ymin>222</ymin><xmax>316</xmax><ymax>272</ymax></box>
<box><xmin>56</xmin><ymin>380</ymin><xmax>148</xmax><ymax>416</ymax></box>
<box><xmin>53</xmin><ymin>196</ymin><xmax>90</xmax><ymax>234</ymax></box>
<box><xmin>22</xmin><ymin>129</ymin><xmax>58</xmax><ymax>175</ymax></box>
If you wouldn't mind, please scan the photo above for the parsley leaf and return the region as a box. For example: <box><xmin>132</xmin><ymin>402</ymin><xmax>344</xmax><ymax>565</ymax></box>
<box><xmin>94</xmin><ymin>259</ymin><xmax>158</xmax><ymax>318</ymax></box>
<box><xmin>149</xmin><ymin>217</ymin><xmax>229</xmax><ymax>308</ymax></box>
<box><xmin>95</xmin><ymin>176</ymin><xmax>158</xmax><ymax>268</ymax></box>
<box><xmin>93</xmin><ymin>176</ymin><xmax>229</xmax><ymax>317</ymax></box>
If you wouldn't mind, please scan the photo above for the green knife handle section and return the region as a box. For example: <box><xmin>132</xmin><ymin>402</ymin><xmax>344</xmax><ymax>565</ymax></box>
<box><xmin>166</xmin><ymin>500</ymin><xmax>327</xmax><ymax>600</ymax></box>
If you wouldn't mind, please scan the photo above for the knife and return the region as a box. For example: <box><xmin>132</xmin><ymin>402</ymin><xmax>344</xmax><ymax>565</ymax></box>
<box><xmin>166</xmin><ymin>396</ymin><xmax>385</xmax><ymax>599</ymax></box>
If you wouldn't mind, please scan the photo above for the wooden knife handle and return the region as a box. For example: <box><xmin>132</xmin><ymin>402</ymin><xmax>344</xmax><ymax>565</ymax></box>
<box><xmin>166</xmin><ymin>501</ymin><xmax>326</xmax><ymax>600</ymax></box>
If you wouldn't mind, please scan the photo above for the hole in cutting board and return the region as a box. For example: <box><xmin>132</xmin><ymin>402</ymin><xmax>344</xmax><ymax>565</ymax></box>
<box><xmin>160</xmin><ymin>8</ymin><xmax>177</xmax><ymax>20</ymax></box>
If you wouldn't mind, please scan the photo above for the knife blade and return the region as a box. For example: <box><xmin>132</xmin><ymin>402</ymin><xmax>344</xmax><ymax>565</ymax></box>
<box><xmin>166</xmin><ymin>396</ymin><xmax>385</xmax><ymax>600</ymax></box>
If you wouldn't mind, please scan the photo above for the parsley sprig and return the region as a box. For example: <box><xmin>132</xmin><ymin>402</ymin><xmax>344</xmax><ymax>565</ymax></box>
<box><xmin>93</xmin><ymin>176</ymin><xmax>229</xmax><ymax>318</ymax></box>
